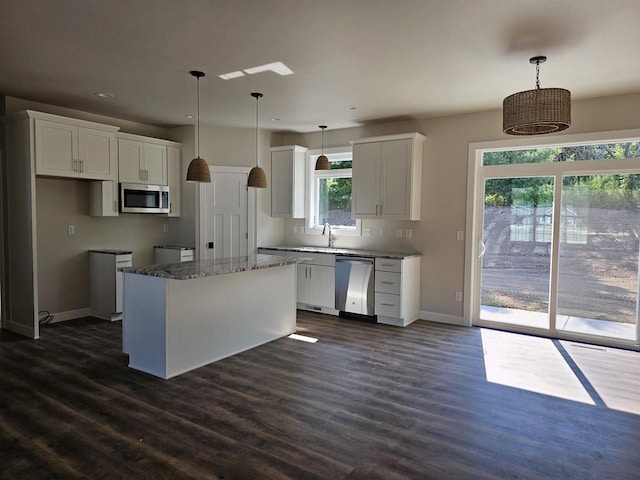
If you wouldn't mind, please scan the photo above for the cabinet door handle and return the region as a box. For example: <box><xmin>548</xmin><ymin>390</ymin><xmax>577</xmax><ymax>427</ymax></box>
<box><xmin>381</xmin><ymin>302</ymin><xmax>395</xmax><ymax>307</ymax></box>
<box><xmin>73</xmin><ymin>159</ymin><xmax>77</xmax><ymax>172</ymax></box>
<box><xmin>381</xmin><ymin>281</ymin><xmax>394</xmax><ymax>285</ymax></box>
<box><xmin>113</xmin><ymin>200</ymin><xmax>118</xmax><ymax>212</ymax></box>
<box><xmin>309</xmin><ymin>266</ymin><xmax>311</xmax><ymax>279</ymax></box>
<box><xmin>376</xmin><ymin>204</ymin><xmax>379</xmax><ymax>216</ymax></box>
<box><xmin>379</xmin><ymin>204</ymin><xmax>383</xmax><ymax>216</ymax></box>
<box><xmin>79</xmin><ymin>159</ymin><xmax>84</xmax><ymax>173</ymax></box>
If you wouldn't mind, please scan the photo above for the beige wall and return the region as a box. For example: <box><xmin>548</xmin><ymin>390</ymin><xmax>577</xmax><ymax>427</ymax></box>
<box><xmin>35</xmin><ymin>177</ymin><xmax>173</xmax><ymax>313</ymax></box>
<box><xmin>281</xmin><ymin>92</ymin><xmax>640</xmax><ymax>321</ymax></box>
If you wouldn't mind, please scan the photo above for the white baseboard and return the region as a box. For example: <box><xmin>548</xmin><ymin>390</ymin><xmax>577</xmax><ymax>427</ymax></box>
<box><xmin>48</xmin><ymin>308</ymin><xmax>93</xmax><ymax>324</ymax></box>
<box><xmin>419</xmin><ymin>310</ymin><xmax>469</xmax><ymax>327</ymax></box>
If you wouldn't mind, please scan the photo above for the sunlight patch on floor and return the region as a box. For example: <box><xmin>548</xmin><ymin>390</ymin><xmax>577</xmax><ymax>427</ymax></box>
<box><xmin>561</xmin><ymin>341</ymin><xmax>640</xmax><ymax>415</ymax></box>
<box><xmin>288</xmin><ymin>333</ymin><xmax>318</xmax><ymax>343</ymax></box>
<box><xmin>481</xmin><ymin>329</ymin><xmax>594</xmax><ymax>404</ymax></box>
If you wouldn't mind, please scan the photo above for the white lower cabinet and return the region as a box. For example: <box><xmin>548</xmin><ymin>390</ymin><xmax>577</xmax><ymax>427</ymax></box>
<box><xmin>90</xmin><ymin>250</ymin><xmax>133</xmax><ymax>321</ymax></box>
<box><xmin>297</xmin><ymin>263</ymin><xmax>335</xmax><ymax>309</ymax></box>
<box><xmin>374</xmin><ymin>256</ymin><xmax>421</xmax><ymax>326</ymax></box>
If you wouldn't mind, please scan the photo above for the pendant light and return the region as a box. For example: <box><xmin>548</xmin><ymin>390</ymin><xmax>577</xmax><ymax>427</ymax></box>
<box><xmin>247</xmin><ymin>92</ymin><xmax>267</xmax><ymax>188</ymax></box>
<box><xmin>186</xmin><ymin>70</ymin><xmax>211</xmax><ymax>182</ymax></box>
<box><xmin>315</xmin><ymin>125</ymin><xmax>330</xmax><ymax>170</ymax></box>
<box><xmin>503</xmin><ymin>56</ymin><xmax>571</xmax><ymax>136</ymax></box>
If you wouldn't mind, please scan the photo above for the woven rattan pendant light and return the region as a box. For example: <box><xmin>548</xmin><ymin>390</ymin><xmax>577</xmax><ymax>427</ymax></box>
<box><xmin>315</xmin><ymin>125</ymin><xmax>330</xmax><ymax>170</ymax></box>
<box><xmin>247</xmin><ymin>92</ymin><xmax>267</xmax><ymax>188</ymax></box>
<box><xmin>503</xmin><ymin>56</ymin><xmax>571</xmax><ymax>135</ymax></box>
<box><xmin>186</xmin><ymin>70</ymin><xmax>211</xmax><ymax>182</ymax></box>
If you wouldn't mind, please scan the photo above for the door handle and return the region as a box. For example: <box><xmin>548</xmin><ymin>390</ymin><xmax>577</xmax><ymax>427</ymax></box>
<box><xmin>79</xmin><ymin>159</ymin><xmax>84</xmax><ymax>173</ymax></box>
<box><xmin>478</xmin><ymin>240</ymin><xmax>486</xmax><ymax>258</ymax></box>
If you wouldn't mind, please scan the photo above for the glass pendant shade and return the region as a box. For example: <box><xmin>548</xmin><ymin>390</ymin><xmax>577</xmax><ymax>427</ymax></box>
<box><xmin>186</xmin><ymin>70</ymin><xmax>211</xmax><ymax>182</ymax></box>
<box><xmin>315</xmin><ymin>125</ymin><xmax>330</xmax><ymax>170</ymax></box>
<box><xmin>503</xmin><ymin>56</ymin><xmax>571</xmax><ymax>136</ymax></box>
<box><xmin>248</xmin><ymin>92</ymin><xmax>267</xmax><ymax>188</ymax></box>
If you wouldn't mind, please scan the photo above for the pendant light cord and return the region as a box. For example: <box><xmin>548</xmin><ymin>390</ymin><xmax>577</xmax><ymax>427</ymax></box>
<box><xmin>255</xmin><ymin>94</ymin><xmax>259</xmax><ymax>168</ymax></box>
<box><xmin>196</xmin><ymin>75</ymin><xmax>200</xmax><ymax>158</ymax></box>
<box><xmin>535</xmin><ymin>60</ymin><xmax>541</xmax><ymax>90</ymax></box>
<box><xmin>321</xmin><ymin>127</ymin><xmax>325</xmax><ymax>155</ymax></box>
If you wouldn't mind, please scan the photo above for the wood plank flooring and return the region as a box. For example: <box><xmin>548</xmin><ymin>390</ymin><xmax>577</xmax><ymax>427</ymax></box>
<box><xmin>2</xmin><ymin>311</ymin><xmax>640</xmax><ymax>479</ymax></box>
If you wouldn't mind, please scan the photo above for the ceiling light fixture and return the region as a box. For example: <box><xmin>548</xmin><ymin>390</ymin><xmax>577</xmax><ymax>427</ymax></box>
<box><xmin>95</xmin><ymin>92</ymin><xmax>114</xmax><ymax>98</ymax></box>
<box><xmin>185</xmin><ymin>70</ymin><xmax>211</xmax><ymax>183</ymax></box>
<box><xmin>503</xmin><ymin>56</ymin><xmax>571</xmax><ymax>135</ymax></box>
<box><xmin>247</xmin><ymin>92</ymin><xmax>267</xmax><ymax>188</ymax></box>
<box><xmin>218</xmin><ymin>71</ymin><xmax>245</xmax><ymax>80</ymax></box>
<box><xmin>315</xmin><ymin>125</ymin><xmax>330</xmax><ymax>171</ymax></box>
<box><xmin>244</xmin><ymin>61</ymin><xmax>294</xmax><ymax>76</ymax></box>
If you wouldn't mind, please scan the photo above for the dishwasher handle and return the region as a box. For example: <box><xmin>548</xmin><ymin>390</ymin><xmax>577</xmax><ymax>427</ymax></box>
<box><xmin>336</xmin><ymin>256</ymin><xmax>374</xmax><ymax>265</ymax></box>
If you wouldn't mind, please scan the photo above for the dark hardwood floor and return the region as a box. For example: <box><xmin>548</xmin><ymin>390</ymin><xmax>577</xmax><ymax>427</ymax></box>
<box><xmin>2</xmin><ymin>311</ymin><xmax>640</xmax><ymax>479</ymax></box>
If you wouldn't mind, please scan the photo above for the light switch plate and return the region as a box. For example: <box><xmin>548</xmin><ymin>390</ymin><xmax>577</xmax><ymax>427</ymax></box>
<box><xmin>379</xmin><ymin>228</ymin><xmax>386</xmax><ymax>237</ymax></box>
<box><xmin>405</xmin><ymin>228</ymin><xmax>412</xmax><ymax>238</ymax></box>
<box><xmin>292</xmin><ymin>225</ymin><xmax>298</xmax><ymax>234</ymax></box>
<box><xmin>457</xmin><ymin>230</ymin><xmax>464</xmax><ymax>241</ymax></box>
<box><xmin>298</xmin><ymin>226</ymin><xmax>304</xmax><ymax>234</ymax></box>
<box><xmin>396</xmin><ymin>228</ymin><xmax>403</xmax><ymax>238</ymax></box>
<box><xmin>363</xmin><ymin>227</ymin><xmax>371</xmax><ymax>237</ymax></box>
<box><xmin>163</xmin><ymin>224</ymin><xmax>169</xmax><ymax>233</ymax></box>
<box><xmin>67</xmin><ymin>224</ymin><xmax>75</xmax><ymax>235</ymax></box>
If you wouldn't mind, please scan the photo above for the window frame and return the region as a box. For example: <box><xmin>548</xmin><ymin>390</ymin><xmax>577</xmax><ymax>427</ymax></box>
<box><xmin>305</xmin><ymin>146</ymin><xmax>361</xmax><ymax>236</ymax></box>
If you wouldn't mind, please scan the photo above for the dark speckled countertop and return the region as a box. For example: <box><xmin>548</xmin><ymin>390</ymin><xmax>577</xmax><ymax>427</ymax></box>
<box><xmin>258</xmin><ymin>246</ymin><xmax>421</xmax><ymax>259</ymax></box>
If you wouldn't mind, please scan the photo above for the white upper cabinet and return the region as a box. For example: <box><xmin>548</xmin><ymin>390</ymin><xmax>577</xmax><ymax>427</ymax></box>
<box><xmin>117</xmin><ymin>133</ymin><xmax>170</xmax><ymax>185</ymax></box>
<box><xmin>166</xmin><ymin>146</ymin><xmax>181</xmax><ymax>217</ymax></box>
<box><xmin>271</xmin><ymin>145</ymin><xmax>307</xmax><ymax>218</ymax></box>
<box><xmin>34</xmin><ymin>115</ymin><xmax>118</xmax><ymax>180</ymax></box>
<box><xmin>351</xmin><ymin>133</ymin><xmax>425</xmax><ymax>220</ymax></box>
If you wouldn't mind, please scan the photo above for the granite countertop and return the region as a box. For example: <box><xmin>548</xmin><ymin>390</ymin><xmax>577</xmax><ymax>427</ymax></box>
<box><xmin>259</xmin><ymin>246</ymin><xmax>422</xmax><ymax>260</ymax></box>
<box><xmin>90</xmin><ymin>249</ymin><xmax>133</xmax><ymax>255</ymax></box>
<box><xmin>120</xmin><ymin>254</ymin><xmax>299</xmax><ymax>280</ymax></box>
<box><xmin>153</xmin><ymin>245</ymin><xmax>195</xmax><ymax>250</ymax></box>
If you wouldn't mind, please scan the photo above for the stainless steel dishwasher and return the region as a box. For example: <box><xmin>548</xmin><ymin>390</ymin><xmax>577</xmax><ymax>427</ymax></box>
<box><xmin>335</xmin><ymin>256</ymin><xmax>375</xmax><ymax>316</ymax></box>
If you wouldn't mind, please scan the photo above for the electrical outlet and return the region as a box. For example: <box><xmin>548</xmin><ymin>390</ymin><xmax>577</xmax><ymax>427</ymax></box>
<box><xmin>457</xmin><ymin>230</ymin><xmax>464</xmax><ymax>241</ymax></box>
<box><xmin>163</xmin><ymin>224</ymin><xmax>169</xmax><ymax>233</ymax></box>
<box><xmin>292</xmin><ymin>225</ymin><xmax>298</xmax><ymax>234</ymax></box>
<box><xmin>455</xmin><ymin>291</ymin><xmax>463</xmax><ymax>302</ymax></box>
<box><xmin>396</xmin><ymin>228</ymin><xmax>403</xmax><ymax>238</ymax></box>
<box><xmin>405</xmin><ymin>228</ymin><xmax>412</xmax><ymax>238</ymax></box>
<box><xmin>379</xmin><ymin>228</ymin><xmax>386</xmax><ymax>237</ymax></box>
<box><xmin>363</xmin><ymin>227</ymin><xmax>371</xmax><ymax>237</ymax></box>
<box><xmin>67</xmin><ymin>224</ymin><xmax>75</xmax><ymax>235</ymax></box>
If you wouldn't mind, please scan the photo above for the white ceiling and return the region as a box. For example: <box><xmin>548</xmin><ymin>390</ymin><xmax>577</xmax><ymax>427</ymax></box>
<box><xmin>1</xmin><ymin>0</ymin><xmax>639</xmax><ymax>133</ymax></box>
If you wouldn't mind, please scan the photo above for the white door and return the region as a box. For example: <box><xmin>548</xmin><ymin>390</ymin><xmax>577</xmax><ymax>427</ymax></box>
<box><xmin>202</xmin><ymin>168</ymin><xmax>251</xmax><ymax>261</ymax></box>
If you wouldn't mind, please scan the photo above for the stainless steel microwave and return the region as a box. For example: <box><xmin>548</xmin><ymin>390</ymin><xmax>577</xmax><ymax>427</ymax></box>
<box><xmin>120</xmin><ymin>183</ymin><xmax>170</xmax><ymax>214</ymax></box>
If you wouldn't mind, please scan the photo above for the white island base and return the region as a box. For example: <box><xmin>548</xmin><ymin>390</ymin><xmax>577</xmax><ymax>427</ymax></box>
<box><xmin>123</xmin><ymin>262</ymin><xmax>296</xmax><ymax>379</ymax></box>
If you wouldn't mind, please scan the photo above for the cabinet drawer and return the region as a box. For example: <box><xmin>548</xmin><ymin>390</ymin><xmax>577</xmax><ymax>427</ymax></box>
<box><xmin>180</xmin><ymin>250</ymin><xmax>194</xmax><ymax>261</ymax></box>
<box><xmin>375</xmin><ymin>258</ymin><xmax>402</xmax><ymax>272</ymax></box>
<box><xmin>115</xmin><ymin>254</ymin><xmax>133</xmax><ymax>267</ymax></box>
<box><xmin>375</xmin><ymin>271</ymin><xmax>401</xmax><ymax>295</ymax></box>
<box><xmin>375</xmin><ymin>292</ymin><xmax>401</xmax><ymax>317</ymax></box>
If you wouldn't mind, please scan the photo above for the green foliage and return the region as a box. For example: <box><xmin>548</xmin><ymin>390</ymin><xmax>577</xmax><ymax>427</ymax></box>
<box><xmin>483</xmin><ymin>143</ymin><xmax>640</xmax><ymax>211</ymax></box>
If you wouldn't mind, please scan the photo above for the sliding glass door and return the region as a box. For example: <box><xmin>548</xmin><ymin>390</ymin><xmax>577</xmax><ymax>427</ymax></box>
<box><xmin>556</xmin><ymin>174</ymin><xmax>640</xmax><ymax>341</ymax></box>
<box><xmin>471</xmin><ymin>140</ymin><xmax>640</xmax><ymax>347</ymax></box>
<box><xmin>480</xmin><ymin>176</ymin><xmax>554</xmax><ymax>329</ymax></box>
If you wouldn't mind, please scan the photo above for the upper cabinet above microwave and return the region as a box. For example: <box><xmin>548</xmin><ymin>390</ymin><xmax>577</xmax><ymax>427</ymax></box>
<box><xmin>117</xmin><ymin>133</ymin><xmax>176</xmax><ymax>186</ymax></box>
<box><xmin>351</xmin><ymin>133</ymin><xmax>425</xmax><ymax>221</ymax></box>
<box><xmin>29</xmin><ymin>111</ymin><xmax>119</xmax><ymax>181</ymax></box>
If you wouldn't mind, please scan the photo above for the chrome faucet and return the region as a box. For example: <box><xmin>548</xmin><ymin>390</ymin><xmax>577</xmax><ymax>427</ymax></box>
<box><xmin>322</xmin><ymin>222</ymin><xmax>335</xmax><ymax>248</ymax></box>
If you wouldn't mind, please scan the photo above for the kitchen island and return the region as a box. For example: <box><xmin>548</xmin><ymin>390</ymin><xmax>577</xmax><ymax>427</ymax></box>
<box><xmin>121</xmin><ymin>254</ymin><xmax>298</xmax><ymax>379</ymax></box>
